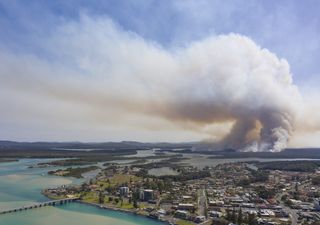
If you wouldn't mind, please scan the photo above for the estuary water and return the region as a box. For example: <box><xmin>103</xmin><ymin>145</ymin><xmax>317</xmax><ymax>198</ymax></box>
<box><xmin>0</xmin><ymin>159</ymin><xmax>164</xmax><ymax>225</ymax></box>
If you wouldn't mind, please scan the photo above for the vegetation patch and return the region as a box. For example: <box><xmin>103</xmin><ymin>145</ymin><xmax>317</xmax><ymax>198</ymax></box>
<box><xmin>255</xmin><ymin>160</ymin><xmax>320</xmax><ymax>172</ymax></box>
<box><xmin>48</xmin><ymin>166</ymin><xmax>99</xmax><ymax>178</ymax></box>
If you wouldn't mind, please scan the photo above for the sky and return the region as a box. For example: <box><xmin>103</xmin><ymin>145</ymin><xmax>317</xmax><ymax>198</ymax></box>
<box><xmin>0</xmin><ymin>0</ymin><xmax>320</xmax><ymax>150</ymax></box>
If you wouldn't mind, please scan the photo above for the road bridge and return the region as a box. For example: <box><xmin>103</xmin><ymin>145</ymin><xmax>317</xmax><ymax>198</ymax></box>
<box><xmin>0</xmin><ymin>197</ymin><xmax>79</xmax><ymax>215</ymax></box>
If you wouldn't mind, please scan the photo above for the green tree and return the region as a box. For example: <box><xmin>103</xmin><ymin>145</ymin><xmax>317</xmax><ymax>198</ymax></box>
<box><xmin>312</xmin><ymin>176</ymin><xmax>320</xmax><ymax>185</ymax></box>
<box><xmin>281</xmin><ymin>194</ymin><xmax>288</xmax><ymax>201</ymax></box>
<box><xmin>98</xmin><ymin>191</ymin><xmax>104</xmax><ymax>204</ymax></box>
<box><xmin>226</xmin><ymin>208</ymin><xmax>231</xmax><ymax>221</ymax></box>
<box><xmin>119</xmin><ymin>197</ymin><xmax>123</xmax><ymax>206</ymax></box>
<box><xmin>237</xmin><ymin>208</ymin><xmax>243</xmax><ymax>225</ymax></box>
<box><xmin>231</xmin><ymin>208</ymin><xmax>237</xmax><ymax>224</ymax></box>
<box><xmin>132</xmin><ymin>189</ymin><xmax>139</xmax><ymax>208</ymax></box>
<box><xmin>255</xmin><ymin>186</ymin><xmax>275</xmax><ymax>199</ymax></box>
<box><xmin>247</xmin><ymin>213</ymin><xmax>256</xmax><ymax>225</ymax></box>
<box><xmin>133</xmin><ymin>199</ymin><xmax>138</xmax><ymax>208</ymax></box>
<box><xmin>81</xmin><ymin>182</ymin><xmax>88</xmax><ymax>191</ymax></box>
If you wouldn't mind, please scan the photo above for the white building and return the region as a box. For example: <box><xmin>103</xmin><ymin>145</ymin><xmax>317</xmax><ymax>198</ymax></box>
<box><xmin>119</xmin><ymin>187</ymin><xmax>129</xmax><ymax>197</ymax></box>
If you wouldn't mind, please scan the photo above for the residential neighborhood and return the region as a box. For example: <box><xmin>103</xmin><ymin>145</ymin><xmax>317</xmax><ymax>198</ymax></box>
<box><xmin>44</xmin><ymin>161</ymin><xmax>320</xmax><ymax>225</ymax></box>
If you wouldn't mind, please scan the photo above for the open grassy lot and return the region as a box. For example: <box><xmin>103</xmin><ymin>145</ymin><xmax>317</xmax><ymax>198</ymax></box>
<box><xmin>97</xmin><ymin>174</ymin><xmax>141</xmax><ymax>188</ymax></box>
<box><xmin>176</xmin><ymin>220</ymin><xmax>195</xmax><ymax>225</ymax></box>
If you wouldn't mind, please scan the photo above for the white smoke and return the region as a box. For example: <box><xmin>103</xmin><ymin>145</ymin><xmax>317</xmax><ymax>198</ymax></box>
<box><xmin>0</xmin><ymin>15</ymin><xmax>303</xmax><ymax>151</ymax></box>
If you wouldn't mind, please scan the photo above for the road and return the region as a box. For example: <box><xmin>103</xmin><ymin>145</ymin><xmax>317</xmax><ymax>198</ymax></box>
<box><xmin>198</xmin><ymin>189</ymin><xmax>207</xmax><ymax>217</ymax></box>
<box><xmin>276</xmin><ymin>192</ymin><xmax>298</xmax><ymax>225</ymax></box>
<box><xmin>286</xmin><ymin>207</ymin><xmax>298</xmax><ymax>225</ymax></box>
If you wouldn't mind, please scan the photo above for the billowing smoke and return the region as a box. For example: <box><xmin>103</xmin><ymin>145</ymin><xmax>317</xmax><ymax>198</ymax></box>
<box><xmin>0</xmin><ymin>16</ymin><xmax>302</xmax><ymax>151</ymax></box>
<box><xmin>139</xmin><ymin>34</ymin><xmax>300</xmax><ymax>152</ymax></box>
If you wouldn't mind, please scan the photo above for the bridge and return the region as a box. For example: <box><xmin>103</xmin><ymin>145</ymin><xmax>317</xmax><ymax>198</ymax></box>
<box><xmin>0</xmin><ymin>197</ymin><xmax>79</xmax><ymax>215</ymax></box>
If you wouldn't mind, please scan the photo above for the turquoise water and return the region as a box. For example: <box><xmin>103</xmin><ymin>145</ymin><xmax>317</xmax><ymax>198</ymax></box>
<box><xmin>0</xmin><ymin>203</ymin><xmax>165</xmax><ymax>225</ymax></box>
<box><xmin>0</xmin><ymin>159</ymin><xmax>165</xmax><ymax>225</ymax></box>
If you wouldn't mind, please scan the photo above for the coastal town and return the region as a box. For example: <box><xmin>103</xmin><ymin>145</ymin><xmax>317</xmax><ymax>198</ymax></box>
<box><xmin>1</xmin><ymin>1</ymin><xmax>320</xmax><ymax>225</ymax></box>
<box><xmin>43</xmin><ymin>160</ymin><xmax>320</xmax><ymax>225</ymax></box>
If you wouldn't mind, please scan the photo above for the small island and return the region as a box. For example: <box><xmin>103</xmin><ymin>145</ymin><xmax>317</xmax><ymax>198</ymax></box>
<box><xmin>0</xmin><ymin>158</ymin><xmax>18</xmax><ymax>163</ymax></box>
<box><xmin>48</xmin><ymin>166</ymin><xmax>100</xmax><ymax>179</ymax></box>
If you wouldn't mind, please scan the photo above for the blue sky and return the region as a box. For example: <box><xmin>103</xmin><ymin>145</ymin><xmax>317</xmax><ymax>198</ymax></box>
<box><xmin>0</xmin><ymin>0</ymin><xmax>319</xmax><ymax>87</ymax></box>
<box><xmin>0</xmin><ymin>0</ymin><xmax>319</xmax><ymax>149</ymax></box>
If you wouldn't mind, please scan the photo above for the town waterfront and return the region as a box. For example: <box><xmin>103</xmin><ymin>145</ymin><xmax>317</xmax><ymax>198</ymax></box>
<box><xmin>0</xmin><ymin>159</ymin><xmax>165</xmax><ymax>225</ymax></box>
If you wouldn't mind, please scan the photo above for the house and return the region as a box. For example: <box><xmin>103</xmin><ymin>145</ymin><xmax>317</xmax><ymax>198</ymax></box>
<box><xmin>175</xmin><ymin>210</ymin><xmax>189</xmax><ymax>219</ymax></box>
<box><xmin>178</xmin><ymin>203</ymin><xmax>195</xmax><ymax>211</ymax></box>
<box><xmin>194</xmin><ymin>215</ymin><xmax>206</xmax><ymax>223</ymax></box>
<box><xmin>209</xmin><ymin>210</ymin><xmax>223</xmax><ymax>218</ymax></box>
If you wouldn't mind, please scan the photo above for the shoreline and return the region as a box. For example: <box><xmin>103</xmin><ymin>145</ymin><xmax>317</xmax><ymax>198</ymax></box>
<box><xmin>42</xmin><ymin>191</ymin><xmax>171</xmax><ymax>225</ymax></box>
<box><xmin>75</xmin><ymin>201</ymin><xmax>171</xmax><ymax>224</ymax></box>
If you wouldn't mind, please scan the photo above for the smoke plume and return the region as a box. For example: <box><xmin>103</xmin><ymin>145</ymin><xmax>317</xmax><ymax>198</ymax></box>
<box><xmin>0</xmin><ymin>16</ymin><xmax>302</xmax><ymax>151</ymax></box>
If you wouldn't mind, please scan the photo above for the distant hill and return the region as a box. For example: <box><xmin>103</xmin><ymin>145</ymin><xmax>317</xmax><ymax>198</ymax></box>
<box><xmin>0</xmin><ymin>140</ymin><xmax>194</xmax><ymax>151</ymax></box>
<box><xmin>200</xmin><ymin>148</ymin><xmax>320</xmax><ymax>159</ymax></box>
<box><xmin>0</xmin><ymin>140</ymin><xmax>319</xmax><ymax>159</ymax></box>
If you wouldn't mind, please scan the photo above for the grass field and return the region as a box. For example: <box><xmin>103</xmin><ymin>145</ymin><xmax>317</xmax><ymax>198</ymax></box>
<box><xmin>97</xmin><ymin>174</ymin><xmax>141</xmax><ymax>188</ymax></box>
<box><xmin>176</xmin><ymin>220</ymin><xmax>195</xmax><ymax>225</ymax></box>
